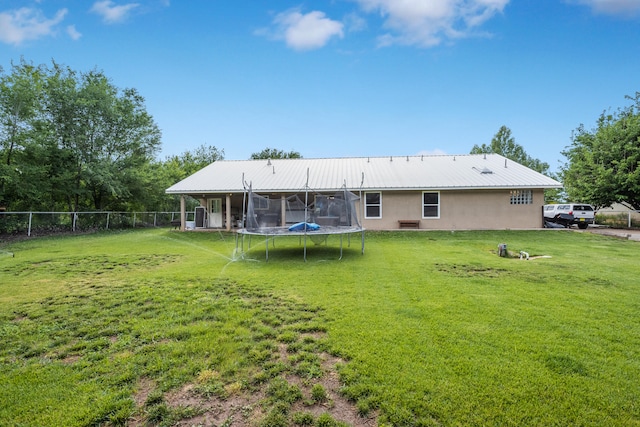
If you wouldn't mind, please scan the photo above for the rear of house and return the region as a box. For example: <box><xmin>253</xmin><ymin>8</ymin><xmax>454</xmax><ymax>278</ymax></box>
<box><xmin>166</xmin><ymin>154</ymin><xmax>561</xmax><ymax>231</ymax></box>
<box><xmin>365</xmin><ymin>188</ymin><xmax>545</xmax><ymax>230</ymax></box>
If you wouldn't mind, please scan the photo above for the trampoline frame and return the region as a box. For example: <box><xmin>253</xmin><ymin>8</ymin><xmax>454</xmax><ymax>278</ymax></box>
<box><xmin>236</xmin><ymin>226</ymin><xmax>365</xmax><ymax>261</ymax></box>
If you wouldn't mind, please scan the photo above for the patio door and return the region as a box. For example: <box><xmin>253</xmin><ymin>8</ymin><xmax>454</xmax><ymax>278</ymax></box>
<box><xmin>208</xmin><ymin>198</ymin><xmax>222</xmax><ymax>228</ymax></box>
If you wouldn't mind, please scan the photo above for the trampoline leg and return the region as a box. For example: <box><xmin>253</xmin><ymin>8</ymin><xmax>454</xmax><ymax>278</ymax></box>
<box><xmin>265</xmin><ymin>237</ymin><xmax>269</xmax><ymax>261</ymax></box>
<box><xmin>339</xmin><ymin>234</ymin><xmax>343</xmax><ymax>260</ymax></box>
<box><xmin>304</xmin><ymin>234</ymin><xmax>307</xmax><ymax>262</ymax></box>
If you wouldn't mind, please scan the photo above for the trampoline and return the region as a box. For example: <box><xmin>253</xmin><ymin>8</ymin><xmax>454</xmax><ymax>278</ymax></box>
<box><xmin>235</xmin><ymin>171</ymin><xmax>365</xmax><ymax>261</ymax></box>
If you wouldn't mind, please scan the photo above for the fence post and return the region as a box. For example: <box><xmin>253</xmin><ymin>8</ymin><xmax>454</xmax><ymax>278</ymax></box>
<box><xmin>154</xmin><ymin>212</ymin><xmax>157</xmax><ymax>227</ymax></box>
<box><xmin>28</xmin><ymin>212</ymin><xmax>33</xmax><ymax>237</ymax></box>
<box><xmin>73</xmin><ymin>212</ymin><xmax>77</xmax><ymax>232</ymax></box>
<box><xmin>106</xmin><ymin>212</ymin><xmax>110</xmax><ymax>230</ymax></box>
<box><xmin>629</xmin><ymin>212</ymin><xmax>632</xmax><ymax>228</ymax></box>
<box><xmin>133</xmin><ymin>213</ymin><xmax>136</xmax><ymax>228</ymax></box>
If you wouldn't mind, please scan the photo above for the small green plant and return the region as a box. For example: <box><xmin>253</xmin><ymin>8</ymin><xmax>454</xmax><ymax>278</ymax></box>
<box><xmin>315</xmin><ymin>412</ymin><xmax>348</xmax><ymax>427</ymax></box>
<box><xmin>311</xmin><ymin>383</ymin><xmax>328</xmax><ymax>403</ymax></box>
<box><xmin>144</xmin><ymin>389</ymin><xmax>164</xmax><ymax>407</ymax></box>
<box><xmin>265</xmin><ymin>377</ymin><xmax>303</xmax><ymax>405</ymax></box>
<box><xmin>292</xmin><ymin>411</ymin><xmax>315</xmax><ymax>426</ymax></box>
<box><xmin>278</xmin><ymin>330</ymin><xmax>299</xmax><ymax>344</ymax></box>
<box><xmin>259</xmin><ymin>409</ymin><xmax>288</xmax><ymax>427</ymax></box>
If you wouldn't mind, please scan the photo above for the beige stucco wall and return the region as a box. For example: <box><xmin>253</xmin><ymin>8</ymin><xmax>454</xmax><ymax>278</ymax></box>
<box><xmin>361</xmin><ymin>189</ymin><xmax>546</xmax><ymax>230</ymax></box>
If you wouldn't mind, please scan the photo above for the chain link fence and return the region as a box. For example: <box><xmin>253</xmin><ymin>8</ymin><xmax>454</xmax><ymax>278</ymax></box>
<box><xmin>0</xmin><ymin>211</ymin><xmax>190</xmax><ymax>238</ymax></box>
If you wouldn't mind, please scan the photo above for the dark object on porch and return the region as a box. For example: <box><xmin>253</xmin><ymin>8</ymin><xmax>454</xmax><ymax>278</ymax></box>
<box><xmin>171</xmin><ymin>219</ymin><xmax>181</xmax><ymax>229</ymax></box>
<box><xmin>398</xmin><ymin>220</ymin><xmax>420</xmax><ymax>229</ymax></box>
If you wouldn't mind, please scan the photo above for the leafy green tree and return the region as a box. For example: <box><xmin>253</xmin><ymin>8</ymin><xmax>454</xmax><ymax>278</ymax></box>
<box><xmin>164</xmin><ymin>144</ymin><xmax>224</xmax><ymax>178</ymax></box>
<box><xmin>561</xmin><ymin>93</ymin><xmax>640</xmax><ymax>209</ymax></box>
<box><xmin>41</xmin><ymin>63</ymin><xmax>162</xmax><ymax>211</ymax></box>
<box><xmin>0</xmin><ymin>60</ymin><xmax>45</xmax><ymax>209</ymax></box>
<box><xmin>250</xmin><ymin>147</ymin><xmax>301</xmax><ymax>159</ymax></box>
<box><xmin>153</xmin><ymin>144</ymin><xmax>225</xmax><ymax>211</ymax></box>
<box><xmin>471</xmin><ymin>125</ymin><xmax>550</xmax><ymax>175</ymax></box>
<box><xmin>0</xmin><ymin>60</ymin><xmax>162</xmax><ymax>212</ymax></box>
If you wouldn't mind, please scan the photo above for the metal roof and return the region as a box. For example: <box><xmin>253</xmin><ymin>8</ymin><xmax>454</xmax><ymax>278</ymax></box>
<box><xmin>165</xmin><ymin>154</ymin><xmax>562</xmax><ymax>194</ymax></box>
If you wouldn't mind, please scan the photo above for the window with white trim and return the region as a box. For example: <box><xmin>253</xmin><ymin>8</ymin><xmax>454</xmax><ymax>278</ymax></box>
<box><xmin>510</xmin><ymin>189</ymin><xmax>533</xmax><ymax>205</ymax></box>
<box><xmin>422</xmin><ymin>191</ymin><xmax>440</xmax><ymax>218</ymax></box>
<box><xmin>364</xmin><ymin>192</ymin><xmax>382</xmax><ymax>218</ymax></box>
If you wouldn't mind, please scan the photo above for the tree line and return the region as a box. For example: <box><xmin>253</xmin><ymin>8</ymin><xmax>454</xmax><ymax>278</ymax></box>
<box><xmin>0</xmin><ymin>60</ymin><xmax>225</xmax><ymax>213</ymax></box>
<box><xmin>479</xmin><ymin>93</ymin><xmax>640</xmax><ymax>210</ymax></box>
<box><xmin>2</xmin><ymin>60</ymin><xmax>638</xmax><ymax>213</ymax></box>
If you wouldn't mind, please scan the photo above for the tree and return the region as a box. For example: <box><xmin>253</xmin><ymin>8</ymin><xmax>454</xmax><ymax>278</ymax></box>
<box><xmin>41</xmin><ymin>63</ymin><xmax>162</xmax><ymax>211</ymax></box>
<box><xmin>250</xmin><ymin>147</ymin><xmax>301</xmax><ymax>160</ymax></box>
<box><xmin>561</xmin><ymin>93</ymin><xmax>640</xmax><ymax>210</ymax></box>
<box><xmin>0</xmin><ymin>60</ymin><xmax>162</xmax><ymax>211</ymax></box>
<box><xmin>471</xmin><ymin>125</ymin><xmax>550</xmax><ymax>175</ymax></box>
<box><xmin>0</xmin><ymin>60</ymin><xmax>45</xmax><ymax>209</ymax></box>
<box><xmin>164</xmin><ymin>144</ymin><xmax>225</xmax><ymax>178</ymax></box>
<box><xmin>151</xmin><ymin>144</ymin><xmax>225</xmax><ymax>211</ymax></box>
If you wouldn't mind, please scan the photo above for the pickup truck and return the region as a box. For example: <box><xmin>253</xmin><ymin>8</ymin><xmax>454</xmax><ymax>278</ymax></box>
<box><xmin>544</xmin><ymin>203</ymin><xmax>595</xmax><ymax>229</ymax></box>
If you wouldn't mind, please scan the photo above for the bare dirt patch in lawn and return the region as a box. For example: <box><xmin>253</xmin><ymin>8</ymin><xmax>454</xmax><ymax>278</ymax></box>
<box><xmin>133</xmin><ymin>339</ymin><xmax>376</xmax><ymax>426</ymax></box>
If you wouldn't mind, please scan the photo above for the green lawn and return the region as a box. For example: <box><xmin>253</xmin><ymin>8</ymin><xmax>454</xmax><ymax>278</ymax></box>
<box><xmin>1</xmin><ymin>229</ymin><xmax>639</xmax><ymax>426</ymax></box>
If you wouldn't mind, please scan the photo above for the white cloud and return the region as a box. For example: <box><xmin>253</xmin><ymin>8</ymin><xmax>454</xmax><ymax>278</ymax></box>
<box><xmin>0</xmin><ymin>7</ymin><xmax>67</xmax><ymax>45</ymax></box>
<box><xmin>270</xmin><ymin>9</ymin><xmax>344</xmax><ymax>51</ymax></box>
<box><xmin>67</xmin><ymin>25</ymin><xmax>82</xmax><ymax>40</ymax></box>
<box><xmin>90</xmin><ymin>0</ymin><xmax>140</xmax><ymax>24</ymax></box>
<box><xmin>354</xmin><ymin>0</ymin><xmax>509</xmax><ymax>47</ymax></box>
<box><xmin>571</xmin><ymin>0</ymin><xmax>640</xmax><ymax>16</ymax></box>
<box><xmin>344</xmin><ymin>12</ymin><xmax>368</xmax><ymax>32</ymax></box>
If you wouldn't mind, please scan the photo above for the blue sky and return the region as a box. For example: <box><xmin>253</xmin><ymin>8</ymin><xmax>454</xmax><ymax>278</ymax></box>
<box><xmin>1</xmin><ymin>1</ymin><xmax>639</xmax><ymax>172</ymax></box>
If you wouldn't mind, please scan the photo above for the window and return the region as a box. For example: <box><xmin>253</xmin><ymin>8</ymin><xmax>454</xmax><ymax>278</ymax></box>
<box><xmin>423</xmin><ymin>192</ymin><xmax>440</xmax><ymax>218</ymax></box>
<box><xmin>254</xmin><ymin>194</ymin><xmax>270</xmax><ymax>210</ymax></box>
<box><xmin>365</xmin><ymin>192</ymin><xmax>381</xmax><ymax>218</ymax></box>
<box><xmin>510</xmin><ymin>190</ymin><xmax>533</xmax><ymax>205</ymax></box>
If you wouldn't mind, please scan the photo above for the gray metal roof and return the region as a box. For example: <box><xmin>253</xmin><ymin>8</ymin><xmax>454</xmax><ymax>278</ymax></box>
<box><xmin>165</xmin><ymin>154</ymin><xmax>562</xmax><ymax>194</ymax></box>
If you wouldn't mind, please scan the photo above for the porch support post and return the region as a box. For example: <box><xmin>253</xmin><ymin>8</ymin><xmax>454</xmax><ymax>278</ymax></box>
<box><xmin>226</xmin><ymin>194</ymin><xmax>232</xmax><ymax>231</ymax></box>
<box><xmin>281</xmin><ymin>195</ymin><xmax>286</xmax><ymax>227</ymax></box>
<box><xmin>180</xmin><ymin>195</ymin><xmax>186</xmax><ymax>231</ymax></box>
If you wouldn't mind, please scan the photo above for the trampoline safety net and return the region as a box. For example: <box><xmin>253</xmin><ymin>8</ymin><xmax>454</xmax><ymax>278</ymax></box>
<box><xmin>244</xmin><ymin>185</ymin><xmax>361</xmax><ymax>232</ymax></box>
<box><xmin>237</xmin><ymin>183</ymin><xmax>365</xmax><ymax>261</ymax></box>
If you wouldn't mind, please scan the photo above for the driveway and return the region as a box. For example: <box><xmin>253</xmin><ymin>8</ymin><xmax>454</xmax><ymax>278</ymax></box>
<box><xmin>583</xmin><ymin>226</ymin><xmax>640</xmax><ymax>241</ymax></box>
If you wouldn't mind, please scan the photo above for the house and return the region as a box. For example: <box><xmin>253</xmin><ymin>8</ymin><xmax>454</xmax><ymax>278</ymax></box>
<box><xmin>165</xmin><ymin>154</ymin><xmax>562</xmax><ymax>231</ymax></box>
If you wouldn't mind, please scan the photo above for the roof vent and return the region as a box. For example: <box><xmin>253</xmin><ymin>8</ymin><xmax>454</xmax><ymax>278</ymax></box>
<box><xmin>267</xmin><ymin>158</ymin><xmax>272</xmax><ymax>166</ymax></box>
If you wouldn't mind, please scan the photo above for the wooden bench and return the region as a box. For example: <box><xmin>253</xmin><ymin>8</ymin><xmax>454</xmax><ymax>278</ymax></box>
<box><xmin>398</xmin><ymin>220</ymin><xmax>420</xmax><ymax>229</ymax></box>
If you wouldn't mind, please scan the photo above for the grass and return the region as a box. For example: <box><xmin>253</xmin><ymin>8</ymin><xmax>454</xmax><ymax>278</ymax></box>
<box><xmin>1</xmin><ymin>228</ymin><xmax>640</xmax><ymax>426</ymax></box>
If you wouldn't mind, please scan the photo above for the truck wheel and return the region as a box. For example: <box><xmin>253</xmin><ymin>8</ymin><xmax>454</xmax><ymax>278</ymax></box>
<box><xmin>578</xmin><ymin>223</ymin><xmax>588</xmax><ymax>229</ymax></box>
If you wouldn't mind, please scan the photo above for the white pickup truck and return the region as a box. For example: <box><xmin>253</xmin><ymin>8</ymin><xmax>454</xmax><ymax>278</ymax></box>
<box><xmin>544</xmin><ymin>203</ymin><xmax>595</xmax><ymax>229</ymax></box>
